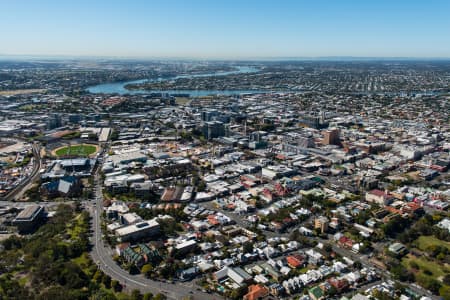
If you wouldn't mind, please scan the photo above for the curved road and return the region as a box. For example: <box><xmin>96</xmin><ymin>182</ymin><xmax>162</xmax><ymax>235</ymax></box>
<box><xmin>87</xmin><ymin>154</ymin><xmax>437</xmax><ymax>300</ymax></box>
<box><xmin>1</xmin><ymin>142</ymin><xmax>42</xmax><ymax>201</ymax></box>
<box><xmin>89</xmin><ymin>172</ymin><xmax>217</xmax><ymax>300</ymax></box>
<box><xmin>0</xmin><ymin>140</ymin><xmax>438</xmax><ymax>300</ymax></box>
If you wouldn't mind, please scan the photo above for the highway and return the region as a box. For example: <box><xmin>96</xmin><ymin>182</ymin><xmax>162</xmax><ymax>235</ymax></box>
<box><xmin>88</xmin><ymin>171</ymin><xmax>216</xmax><ymax>300</ymax></box>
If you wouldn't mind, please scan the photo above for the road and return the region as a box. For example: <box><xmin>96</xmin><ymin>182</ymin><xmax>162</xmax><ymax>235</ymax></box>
<box><xmin>0</xmin><ymin>141</ymin><xmax>216</xmax><ymax>299</ymax></box>
<box><xmin>0</xmin><ymin>140</ymin><xmax>440</xmax><ymax>300</ymax></box>
<box><xmin>1</xmin><ymin>142</ymin><xmax>42</xmax><ymax>201</ymax></box>
<box><xmin>88</xmin><ymin>171</ymin><xmax>217</xmax><ymax>300</ymax></box>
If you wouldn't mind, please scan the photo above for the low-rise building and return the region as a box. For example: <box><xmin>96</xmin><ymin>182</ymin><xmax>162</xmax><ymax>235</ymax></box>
<box><xmin>365</xmin><ymin>189</ymin><xmax>393</xmax><ymax>205</ymax></box>
<box><xmin>115</xmin><ymin>219</ymin><xmax>160</xmax><ymax>242</ymax></box>
<box><xmin>388</xmin><ymin>242</ymin><xmax>408</xmax><ymax>257</ymax></box>
<box><xmin>214</xmin><ymin>266</ymin><xmax>252</xmax><ymax>286</ymax></box>
<box><xmin>243</xmin><ymin>284</ymin><xmax>270</xmax><ymax>300</ymax></box>
<box><xmin>12</xmin><ymin>205</ymin><xmax>45</xmax><ymax>233</ymax></box>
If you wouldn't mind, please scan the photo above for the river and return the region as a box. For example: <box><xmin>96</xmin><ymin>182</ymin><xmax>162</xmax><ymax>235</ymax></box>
<box><xmin>86</xmin><ymin>66</ymin><xmax>445</xmax><ymax>97</ymax></box>
<box><xmin>86</xmin><ymin>66</ymin><xmax>268</xmax><ymax>96</ymax></box>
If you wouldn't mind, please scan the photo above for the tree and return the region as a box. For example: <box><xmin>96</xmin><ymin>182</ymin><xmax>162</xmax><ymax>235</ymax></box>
<box><xmin>2</xmin><ymin>235</ymin><xmax>22</xmax><ymax>250</ymax></box>
<box><xmin>423</xmin><ymin>268</ymin><xmax>433</xmax><ymax>276</ymax></box>
<box><xmin>443</xmin><ymin>274</ymin><xmax>450</xmax><ymax>286</ymax></box>
<box><xmin>142</xmin><ymin>293</ymin><xmax>153</xmax><ymax>300</ymax></box>
<box><xmin>129</xmin><ymin>264</ymin><xmax>140</xmax><ymax>275</ymax></box>
<box><xmin>227</xmin><ymin>286</ymin><xmax>247</xmax><ymax>300</ymax></box>
<box><xmin>353</xmin><ymin>261</ymin><xmax>362</xmax><ymax>269</ymax></box>
<box><xmin>102</xmin><ymin>274</ymin><xmax>112</xmax><ymax>289</ymax></box>
<box><xmin>323</xmin><ymin>243</ymin><xmax>332</xmax><ymax>253</ymax></box>
<box><xmin>111</xmin><ymin>279</ymin><xmax>121</xmax><ymax>292</ymax></box>
<box><xmin>152</xmin><ymin>294</ymin><xmax>167</xmax><ymax>300</ymax></box>
<box><xmin>131</xmin><ymin>289</ymin><xmax>143</xmax><ymax>300</ymax></box>
<box><xmin>141</xmin><ymin>264</ymin><xmax>153</xmax><ymax>277</ymax></box>
<box><xmin>242</xmin><ymin>241</ymin><xmax>254</xmax><ymax>254</ymax></box>
<box><xmin>37</xmin><ymin>286</ymin><xmax>68</xmax><ymax>300</ymax></box>
<box><xmin>409</xmin><ymin>261</ymin><xmax>419</xmax><ymax>270</ymax></box>
<box><xmin>91</xmin><ymin>290</ymin><xmax>117</xmax><ymax>300</ymax></box>
<box><xmin>196</xmin><ymin>180</ymin><xmax>206</xmax><ymax>192</ymax></box>
<box><xmin>382</xmin><ymin>217</ymin><xmax>410</xmax><ymax>237</ymax></box>
<box><xmin>372</xmin><ymin>289</ymin><xmax>394</xmax><ymax>300</ymax></box>
<box><xmin>93</xmin><ymin>269</ymin><xmax>103</xmax><ymax>283</ymax></box>
<box><xmin>327</xmin><ymin>286</ymin><xmax>337</xmax><ymax>296</ymax></box>
<box><xmin>439</xmin><ymin>286</ymin><xmax>450</xmax><ymax>300</ymax></box>
<box><xmin>390</xmin><ymin>264</ymin><xmax>414</xmax><ymax>282</ymax></box>
<box><xmin>421</xmin><ymin>278</ymin><xmax>441</xmax><ymax>294</ymax></box>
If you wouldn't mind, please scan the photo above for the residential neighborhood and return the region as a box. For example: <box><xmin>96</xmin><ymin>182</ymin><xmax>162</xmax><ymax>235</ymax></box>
<box><xmin>0</xmin><ymin>59</ymin><xmax>449</xmax><ymax>300</ymax></box>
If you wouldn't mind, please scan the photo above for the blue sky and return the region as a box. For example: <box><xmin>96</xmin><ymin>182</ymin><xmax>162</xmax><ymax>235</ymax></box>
<box><xmin>1</xmin><ymin>0</ymin><xmax>449</xmax><ymax>58</ymax></box>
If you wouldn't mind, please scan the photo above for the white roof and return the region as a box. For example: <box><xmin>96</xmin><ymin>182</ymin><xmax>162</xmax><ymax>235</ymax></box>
<box><xmin>176</xmin><ymin>239</ymin><xmax>197</xmax><ymax>250</ymax></box>
<box><xmin>115</xmin><ymin>219</ymin><xmax>159</xmax><ymax>236</ymax></box>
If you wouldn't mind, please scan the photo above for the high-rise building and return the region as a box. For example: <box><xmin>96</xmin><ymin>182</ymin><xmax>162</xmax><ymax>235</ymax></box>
<box><xmin>46</xmin><ymin>113</ymin><xmax>62</xmax><ymax>130</ymax></box>
<box><xmin>202</xmin><ymin>121</ymin><xmax>225</xmax><ymax>140</ymax></box>
<box><xmin>299</xmin><ymin>112</ymin><xmax>329</xmax><ymax>129</ymax></box>
<box><xmin>314</xmin><ymin>216</ymin><xmax>329</xmax><ymax>233</ymax></box>
<box><xmin>68</xmin><ymin>114</ymin><xmax>82</xmax><ymax>124</ymax></box>
<box><xmin>201</xmin><ymin>110</ymin><xmax>219</xmax><ymax>122</ymax></box>
<box><xmin>322</xmin><ymin>129</ymin><xmax>340</xmax><ymax>145</ymax></box>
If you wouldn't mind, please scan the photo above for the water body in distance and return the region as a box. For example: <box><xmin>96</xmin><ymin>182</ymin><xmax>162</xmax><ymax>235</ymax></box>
<box><xmin>86</xmin><ymin>66</ymin><xmax>268</xmax><ymax>96</ymax></box>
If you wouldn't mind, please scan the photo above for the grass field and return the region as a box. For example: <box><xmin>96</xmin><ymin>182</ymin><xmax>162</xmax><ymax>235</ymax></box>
<box><xmin>404</xmin><ymin>236</ymin><xmax>450</xmax><ymax>297</ymax></box>
<box><xmin>54</xmin><ymin>144</ymin><xmax>97</xmax><ymax>157</ymax></box>
<box><xmin>175</xmin><ymin>97</ymin><xmax>190</xmax><ymax>105</ymax></box>
<box><xmin>0</xmin><ymin>89</ymin><xmax>46</xmax><ymax>96</ymax></box>
<box><xmin>402</xmin><ymin>254</ymin><xmax>450</xmax><ymax>296</ymax></box>
<box><xmin>403</xmin><ymin>255</ymin><xmax>449</xmax><ymax>278</ymax></box>
<box><xmin>416</xmin><ymin>235</ymin><xmax>450</xmax><ymax>252</ymax></box>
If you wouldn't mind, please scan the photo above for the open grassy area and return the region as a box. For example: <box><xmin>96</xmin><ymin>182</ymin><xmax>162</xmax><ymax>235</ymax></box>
<box><xmin>416</xmin><ymin>235</ymin><xmax>450</xmax><ymax>252</ymax></box>
<box><xmin>72</xmin><ymin>252</ymin><xmax>92</xmax><ymax>275</ymax></box>
<box><xmin>18</xmin><ymin>104</ymin><xmax>40</xmax><ymax>111</ymax></box>
<box><xmin>402</xmin><ymin>254</ymin><xmax>450</xmax><ymax>295</ymax></box>
<box><xmin>54</xmin><ymin>144</ymin><xmax>97</xmax><ymax>157</ymax></box>
<box><xmin>67</xmin><ymin>212</ymin><xmax>91</xmax><ymax>240</ymax></box>
<box><xmin>0</xmin><ymin>89</ymin><xmax>46</xmax><ymax>96</ymax></box>
<box><xmin>403</xmin><ymin>255</ymin><xmax>449</xmax><ymax>278</ymax></box>
<box><xmin>175</xmin><ymin>97</ymin><xmax>190</xmax><ymax>105</ymax></box>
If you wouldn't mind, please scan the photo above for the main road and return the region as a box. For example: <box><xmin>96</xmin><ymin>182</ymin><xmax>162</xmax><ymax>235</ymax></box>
<box><xmin>87</xmin><ymin>155</ymin><xmax>438</xmax><ymax>300</ymax></box>
<box><xmin>88</xmin><ymin>171</ymin><xmax>217</xmax><ymax>300</ymax></box>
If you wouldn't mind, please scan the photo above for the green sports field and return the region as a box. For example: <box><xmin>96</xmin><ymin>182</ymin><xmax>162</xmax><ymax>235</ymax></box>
<box><xmin>54</xmin><ymin>144</ymin><xmax>98</xmax><ymax>157</ymax></box>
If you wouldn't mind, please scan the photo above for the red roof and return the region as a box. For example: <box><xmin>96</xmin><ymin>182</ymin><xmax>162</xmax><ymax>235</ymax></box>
<box><xmin>207</xmin><ymin>215</ymin><xmax>219</xmax><ymax>225</ymax></box>
<box><xmin>369</xmin><ymin>189</ymin><xmax>387</xmax><ymax>197</ymax></box>
<box><xmin>243</xmin><ymin>284</ymin><xmax>269</xmax><ymax>300</ymax></box>
<box><xmin>338</xmin><ymin>236</ymin><xmax>354</xmax><ymax>247</ymax></box>
<box><xmin>328</xmin><ymin>277</ymin><xmax>349</xmax><ymax>290</ymax></box>
<box><xmin>286</xmin><ymin>254</ymin><xmax>305</xmax><ymax>268</ymax></box>
<box><xmin>406</xmin><ymin>202</ymin><xmax>421</xmax><ymax>210</ymax></box>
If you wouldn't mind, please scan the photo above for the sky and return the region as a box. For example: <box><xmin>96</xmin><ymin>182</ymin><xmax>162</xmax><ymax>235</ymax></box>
<box><xmin>1</xmin><ymin>0</ymin><xmax>450</xmax><ymax>59</ymax></box>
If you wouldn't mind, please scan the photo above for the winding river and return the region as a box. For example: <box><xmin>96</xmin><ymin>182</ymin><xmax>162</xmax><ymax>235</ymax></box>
<box><xmin>86</xmin><ymin>66</ymin><xmax>267</xmax><ymax>96</ymax></box>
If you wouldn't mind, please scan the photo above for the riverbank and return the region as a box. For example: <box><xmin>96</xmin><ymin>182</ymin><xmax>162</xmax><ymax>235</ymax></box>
<box><xmin>86</xmin><ymin>66</ymin><xmax>261</xmax><ymax>96</ymax></box>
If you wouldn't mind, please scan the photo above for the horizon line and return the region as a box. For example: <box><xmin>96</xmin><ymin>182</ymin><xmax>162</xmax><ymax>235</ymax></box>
<box><xmin>1</xmin><ymin>53</ymin><xmax>450</xmax><ymax>62</ymax></box>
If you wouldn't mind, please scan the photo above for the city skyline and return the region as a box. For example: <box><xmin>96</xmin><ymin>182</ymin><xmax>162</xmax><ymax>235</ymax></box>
<box><xmin>1</xmin><ymin>0</ymin><xmax>450</xmax><ymax>59</ymax></box>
